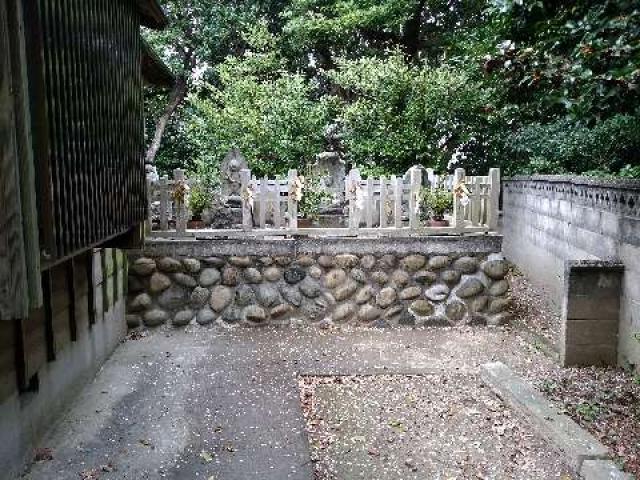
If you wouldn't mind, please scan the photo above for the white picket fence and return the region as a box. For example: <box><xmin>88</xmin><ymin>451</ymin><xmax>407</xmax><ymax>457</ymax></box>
<box><xmin>147</xmin><ymin>167</ymin><xmax>500</xmax><ymax>238</ymax></box>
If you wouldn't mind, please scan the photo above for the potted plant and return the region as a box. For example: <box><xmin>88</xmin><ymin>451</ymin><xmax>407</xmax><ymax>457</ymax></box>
<box><xmin>420</xmin><ymin>187</ymin><xmax>453</xmax><ymax>227</ymax></box>
<box><xmin>187</xmin><ymin>184</ymin><xmax>211</xmax><ymax>229</ymax></box>
<box><xmin>296</xmin><ymin>173</ymin><xmax>332</xmax><ymax>228</ymax></box>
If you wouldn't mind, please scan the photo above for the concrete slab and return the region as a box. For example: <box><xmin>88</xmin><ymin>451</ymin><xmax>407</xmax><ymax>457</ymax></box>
<box><xmin>481</xmin><ymin>361</ymin><xmax>609</xmax><ymax>471</ymax></box>
<box><xmin>581</xmin><ymin>460</ymin><xmax>635</xmax><ymax>480</ymax></box>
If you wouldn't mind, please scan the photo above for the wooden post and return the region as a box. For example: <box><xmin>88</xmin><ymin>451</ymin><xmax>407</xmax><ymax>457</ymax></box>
<box><xmin>288</xmin><ymin>169</ymin><xmax>298</xmax><ymax>231</ymax></box>
<box><xmin>365</xmin><ymin>177</ymin><xmax>374</xmax><ymax>228</ymax></box>
<box><xmin>487</xmin><ymin>168</ymin><xmax>500</xmax><ymax>231</ymax></box>
<box><xmin>145</xmin><ymin>178</ymin><xmax>153</xmax><ymax>234</ymax></box>
<box><xmin>379</xmin><ymin>176</ymin><xmax>387</xmax><ymax>228</ymax></box>
<box><xmin>174</xmin><ymin>169</ymin><xmax>187</xmax><ymax>234</ymax></box>
<box><xmin>259</xmin><ymin>176</ymin><xmax>267</xmax><ymax>229</ymax></box>
<box><xmin>452</xmin><ymin>168</ymin><xmax>466</xmax><ymax>231</ymax></box>
<box><xmin>240</xmin><ymin>168</ymin><xmax>252</xmax><ymax>231</ymax></box>
<box><xmin>347</xmin><ymin>168</ymin><xmax>361</xmax><ymax>232</ymax></box>
<box><xmin>270</xmin><ymin>183</ymin><xmax>281</xmax><ymax>228</ymax></box>
<box><xmin>409</xmin><ymin>167</ymin><xmax>421</xmax><ymax>230</ymax></box>
<box><xmin>469</xmin><ymin>176</ymin><xmax>480</xmax><ymax>226</ymax></box>
<box><xmin>393</xmin><ymin>175</ymin><xmax>402</xmax><ymax>229</ymax></box>
<box><xmin>159</xmin><ymin>175</ymin><xmax>168</xmax><ymax>231</ymax></box>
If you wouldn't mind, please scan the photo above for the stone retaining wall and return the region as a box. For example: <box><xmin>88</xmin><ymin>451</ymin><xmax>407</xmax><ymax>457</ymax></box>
<box><xmin>126</xmin><ymin>236</ymin><xmax>509</xmax><ymax>328</ymax></box>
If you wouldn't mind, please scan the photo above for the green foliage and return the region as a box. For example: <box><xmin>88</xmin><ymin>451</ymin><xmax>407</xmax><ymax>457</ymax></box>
<box><xmin>187</xmin><ymin>184</ymin><xmax>211</xmax><ymax>217</ymax></box>
<box><xmin>329</xmin><ymin>54</ymin><xmax>491</xmax><ymax>172</ymax></box>
<box><xmin>502</xmin><ymin>114</ymin><xmax>640</xmax><ymax>175</ymax></box>
<box><xmin>298</xmin><ymin>174</ymin><xmax>332</xmax><ymax>220</ymax></box>
<box><xmin>575</xmin><ymin>401</ymin><xmax>601</xmax><ymax>422</ymax></box>
<box><xmin>420</xmin><ymin>187</ymin><xmax>453</xmax><ymax>219</ymax></box>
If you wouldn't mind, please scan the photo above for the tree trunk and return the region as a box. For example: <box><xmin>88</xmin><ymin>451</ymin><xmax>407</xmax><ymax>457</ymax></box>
<box><xmin>144</xmin><ymin>75</ymin><xmax>187</xmax><ymax>165</ymax></box>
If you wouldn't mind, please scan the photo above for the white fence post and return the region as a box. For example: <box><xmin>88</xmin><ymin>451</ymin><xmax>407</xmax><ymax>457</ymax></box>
<box><xmin>347</xmin><ymin>168</ymin><xmax>361</xmax><ymax>231</ymax></box>
<box><xmin>174</xmin><ymin>168</ymin><xmax>187</xmax><ymax>235</ymax></box>
<box><xmin>379</xmin><ymin>176</ymin><xmax>387</xmax><ymax>228</ymax></box>
<box><xmin>393</xmin><ymin>175</ymin><xmax>402</xmax><ymax>229</ymax></box>
<box><xmin>259</xmin><ymin>175</ymin><xmax>267</xmax><ymax>229</ymax></box>
<box><xmin>487</xmin><ymin>168</ymin><xmax>500</xmax><ymax>231</ymax></box>
<box><xmin>409</xmin><ymin>167</ymin><xmax>421</xmax><ymax>229</ymax></box>
<box><xmin>288</xmin><ymin>169</ymin><xmax>298</xmax><ymax>230</ymax></box>
<box><xmin>365</xmin><ymin>177</ymin><xmax>374</xmax><ymax>228</ymax></box>
<box><xmin>159</xmin><ymin>175</ymin><xmax>168</xmax><ymax>231</ymax></box>
<box><xmin>240</xmin><ymin>168</ymin><xmax>252</xmax><ymax>231</ymax></box>
<box><xmin>452</xmin><ymin>168</ymin><xmax>466</xmax><ymax>231</ymax></box>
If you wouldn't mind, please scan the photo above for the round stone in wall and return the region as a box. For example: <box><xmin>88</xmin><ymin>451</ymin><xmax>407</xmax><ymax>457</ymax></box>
<box><xmin>358</xmin><ymin>304</ymin><xmax>382</xmax><ymax>322</ymax></box>
<box><xmin>400</xmin><ymin>254</ymin><xmax>426</xmax><ymax>272</ymax></box>
<box><xmin>355</xmin><ymin>285</ymin><xmax>375</xmax><ymax>304</ymax></box>
<box><xmin>456</xmin><ymin>278</ymin><xmax>485</xmax><ymax>299</ymax></box>
<box><xmin>371</xmin><ymin>271</ymin><xmax>389</xmax><ymax>285</ymax></box>
<box><xmin>446</xmin><ymin>301</ymin><xmax>467</xmax><ymax>323</ymax></box>
<box><xmin>335</xmin><ymin>254</ymin><xmax>360</xmax><ymax>269</ymax></box>
<box><xmin>399</xmin><ymin>286</ymin><xmax>421</xmax><ymax>300</ymax></box>
<box><xmin>481</xmin><ymin>259</ymin><xmax>509</xmax><ymax>280</ymax></box>
<box><xmin>377</xmin><ymin>254</ymin><xmax>396</xmax><ymax>269</ymax></box>
<box><xmin>199</xmin><ymin>268</ymin><xmax>221</xmax><ymax>287</ymax></box>
<box><xmin>470</xmin><ymin>295</ymin><xmax>489</xmax><ymax>313</ymax></box>
<box><xmin>229</xmin><ymin>256</ymin><xmax>251</xmax><ymax>267</ymax></box>
<box><xmin>409</xmin><ymin>299</ymin><xmax>434</xmax><ymax>317</ymax></box>
<box><xmin>255</xmin><ymin>284</ymin><xmax>281</xmax><ymax>307</ymax></box>
<box><xmin>376</xmin><ymin>287</ymin><xmax>397</xmax><ymax>308</ymax></box>
<box><xmin>333</xmin><ymin>302</ymin><xmax>356</xmax><ymax>322</ymax></box>
<box><xmin>489</xmin><ymin>280</ymin><xmax>509</xmax><ymax>296</ymax></box>
<box><xmin>440</xmin><ymin>270</ymin><xmax>461</xmax><ymax>285</ymax></box>
<box><xmin>324</xmin><ymin>269</ymin><xmax>347</xmax><ymax>289</ymax></box>
<box><xmin>360</xmin><ymin>255</ymin><xmax>376</xmax><ymax>270</ymax></box>
<box><xmin>428</xmin><ymin>255</ymin><xmax>451</xmax><ymax>270</ymax></box>
<box><xmin>131</xmin><ymin>257</ymin><xmax>156</xmax><ymax>276</ymax></box>
<box><xmin>334</xmin><ymin>281</ymin><xmax>358</xmax><ymax>302</ymax></box>
<box><xmin>196</xmin><ymin>307</ymin><xmax>216</xmax><ymax>325</ymax></box>
<box><xmin>143</xmin><ymin>309</ymin><xmax>168</xmax><ymax>327</ymax></box>
<box><xmin>182</xmin><ymin>258</ymin><xmax>201</xmax><ymax>274</ymax></box>
<box><xmin>235</xmin><ymin>285</ymin><xmax>255</xmax><ymax>307</ymax></box>
<box><xmin>222</xmin><ymin>267</ymin><xmax>239</xmax><ymax>286</ymax></box>
<box><xmin>202</xmin><ymin>257</ymin><xmax>226</xmax><ymax>268</ymax></box>
<box><xmin>488</xmin><ymin>297</ymin><xmax>511</xmax><ymax>314</ymax></box>
<box><xmin>129</xmin><ymin>293</ymin><xmax>152</xmax><ymax>312</ymax></box>
<box><xmin>301</xmin><ymin>300</ymin><xmax>327</xmax><ymax>321</ymax></box>
<box><xmin>273</xmin><ymin>256</ymin><xmax>291</xmax><ymax>266</ymax></box>
<box><xmin>149</xmin><ymin>272</ymin><xmax>172</xmax><ymax>293</ymax></box>
<box><xmin>210</xmin><ymin>285</ymin><xmax>232</xmax><ymax>312</ymax></box>
<box><xmin>259</xmin><ymin>256</ymin><xmax>274</xmax><ymax>266</ymax></box>
<box><xmin>425</xmin><ymin>284</ymin><xmax>450</xmax><ymax>302</ymax></box>
<box><xmin>244</xmin><ymin>267</ymin><xmax>263</xmax><ymax>284</ymax></box>
<box><xmin>281</xmin><ymin>286</ymin><xmax>303</xmax><ymax>306</ymax></box>
<box><xmin>173</xmin><ymin>309</ymin><xmax>194</xmax><ymax>326</ymax></box>
<box><xmin>308</xmin><ymin>266</ymin><xmax>323</xmax><ymax>279</ymax></box>
<box><xmin>350</xmin><ymin>268</ymin><xmax>367</xmax><ymax>284</ymax></box>
<box><xmin>295</xmin><ymin>255</ymin><xmax>315</xmax><ymax>267</ymax></box>
<box><xmin>263</xmin><ymin>267</ymin><xmax>282</xmax><ymax>282</ymax></box>
<box><xmin>391</xmin><ymin>269</ymin><xmax>410</xmax><ymax>287</ymax></box>
<box><xmin>128</xmin><ymin>275</ymin><xmax>145</xmax><ymax>293</ymax></box>
<box><xmin>173</xmin><ymin>273</ymin><xmax>197</xmax><ymax>288</ymax></box>
<box><xmin>299</xmin><ymin>278</ymin><xmax>322</xmax><ymax>298</ymax></box>
<box><xmin>453</xmin><ymin>256</ymin><xmax>479</xmax><ymax>274</ymax></box>
<box><xmin>244</xmin><ymin>305</ymin><xmax>267</xmax><ymax>323</ymax></box>
<box><xmin>284</xmin><ymin>267</ymin><xmax>306</xmax><ymax>284</ymax></box>
<box><xmin>158</xmin><ymin>285</ymin><xmax>188</xmax><ymax>310</ymax></box>
<box><xmin>384</xmin><ymin>304</ymin><xmax>404</xmax><ymax>322</ymax></box>
<box><xmin>190</xmin><ymin>286</ymin><xmax>210</xmax><ymax>308</ymax></box>
<box><xmin>318</xmin><ymin>255</ymin><xmax>335</xmax><ymax>268</ymax></box>
<box><xmin>222</xmin><ymin>306</ymin><xmax>241</xmax><ymax>324</ymax></box>
<box><xmin>157</xmin><ymin>257</ymin><xmax>182</xmax><ymax>273</ymax></box>
<box><xmin>270</xmin><ymin>304</ymin><xmax>291</xmax><ymax>319</ymax></box>
<box><xmin>414</xmin><ymin>270</ymin><xmax>437</xmax><ymax>285</ymax></box>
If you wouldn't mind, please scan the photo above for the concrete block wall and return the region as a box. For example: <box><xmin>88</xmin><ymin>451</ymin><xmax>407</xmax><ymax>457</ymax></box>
<box><xmin>502</xmin><ymin>176</ymin><xmax>640</xmax><ymax>368</ymax></box>
<box><xmin>0</xmin><ymin>248</ymin><xmax>127</xmax><ymax>478</ymax></box>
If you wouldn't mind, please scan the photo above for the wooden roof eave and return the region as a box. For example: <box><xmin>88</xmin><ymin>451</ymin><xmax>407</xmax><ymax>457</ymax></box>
<box><xmin>136</xmin><ymin>0</ymin><xmax>168</xmax><ymax>30</ymax></box>
<box><xmin>142</xmin><ymin>40</ymin><xmax>175</xmax><ymax>89</ymax></box>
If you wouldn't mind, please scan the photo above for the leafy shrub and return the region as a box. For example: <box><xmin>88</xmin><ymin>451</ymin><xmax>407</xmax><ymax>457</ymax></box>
<box><xmin>420</xmin><ymin>187</ymin><xmax>453</xmax><ymax>220</ymax></box>
<box><xmin>188</xmin><ymin>185</ymin><xmax>211</xmax><ymax>217</ymax></box>
<box><xmin>502</xmin><ymin>114</ymin><xmax>640</xmax><ymax>176</ymax></box>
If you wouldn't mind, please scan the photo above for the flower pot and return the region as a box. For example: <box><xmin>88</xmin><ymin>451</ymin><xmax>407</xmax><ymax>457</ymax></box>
<box><xmin>297</xmin><ymin>217</ymin><xmax>313</xmax><ymax>228</ymax></box>
<box><xmin>188</xmin><ymin>219</ymin><xmax>205</xmax><ymax>229</ymax></box>
<box><xmin>427</xmin><ymin>218</ymin><xmax>450</xmax><ymax>227</ymax></box>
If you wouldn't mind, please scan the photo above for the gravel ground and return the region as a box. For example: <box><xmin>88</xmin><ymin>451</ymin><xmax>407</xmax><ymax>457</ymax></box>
<box><xmin>300</xmin><ymin>374</ymin><xmax>576</xmax><ymax>480</ymax></box>
<box><xmin>507</xmin><ymin>269</ymin><xmax>640</xmax><ymax>477</ymax></box>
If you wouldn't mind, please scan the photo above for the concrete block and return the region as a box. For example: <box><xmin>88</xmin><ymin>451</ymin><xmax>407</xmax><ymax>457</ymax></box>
<box><xmin>566</xmin><ymin>295</ymin><xmax>622</xmax><ymax>321</ymax></box>
<box><xmin>563</xmin><ymin>319</ymin><xmax>619</xmax><ymax>345</ymax></box>
<box><xmin>581</xmin><ymin>460</ymin><xmax>634</xmax><ymax>480</ymax></box>
<box><xmin>480</xmin><ymin>362</ymin><xmax>609</xmax><ymax>472</ymax></box>
<box><xmin>562</xmin><ymin>344</ymin><xmax>617</xmax><ymax>367</ymax></box>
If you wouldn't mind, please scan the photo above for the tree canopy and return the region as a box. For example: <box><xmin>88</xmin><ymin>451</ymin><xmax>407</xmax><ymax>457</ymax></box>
<box><xmin>144</xmin><ymin>0</ymin><xmax>640</xmax><ymax>179</ymax></box>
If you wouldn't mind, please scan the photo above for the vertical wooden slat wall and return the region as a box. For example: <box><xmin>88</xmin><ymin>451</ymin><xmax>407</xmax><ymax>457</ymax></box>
<box><xmin>37</xmin><ymin>0</ymin><xmax>145</xmax><ymax>264</ymax></box>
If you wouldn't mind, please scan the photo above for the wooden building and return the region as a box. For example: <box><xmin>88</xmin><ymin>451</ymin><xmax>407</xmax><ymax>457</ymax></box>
<box><xmin>0</xmin><ymin>0</ymin><xmax>172</xmax><ymax>475</ymax></box>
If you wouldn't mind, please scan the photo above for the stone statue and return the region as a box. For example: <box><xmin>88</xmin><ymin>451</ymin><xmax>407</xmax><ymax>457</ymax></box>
<box><xmin>219</xmin><ymin>148</ymin><xmax>248</xmax><ymax>203</ymax></box>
